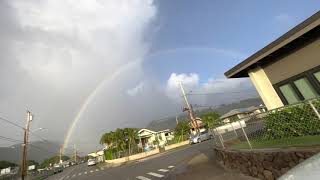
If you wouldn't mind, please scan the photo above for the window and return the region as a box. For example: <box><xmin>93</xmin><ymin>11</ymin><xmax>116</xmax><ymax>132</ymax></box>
<box><xmin>279</xmin><ymin>84</ymin><xmax>300</xmax><ymax>104</ymax></box>
<box><xmin>294</xmin><ymin>78</ymin><xmax>318</xmax><ymax>100</ymax></box>
<box><xmin>314</xmin><ymin>71</ymin><xmax>320</xmax><ymax>83</ymax></box>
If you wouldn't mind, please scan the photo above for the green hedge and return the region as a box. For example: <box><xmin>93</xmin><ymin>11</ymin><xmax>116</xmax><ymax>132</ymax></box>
<box><xmin>263</xmin><ymin>100</ymin><xmax>320</xmax><ymax>140</ymax></box>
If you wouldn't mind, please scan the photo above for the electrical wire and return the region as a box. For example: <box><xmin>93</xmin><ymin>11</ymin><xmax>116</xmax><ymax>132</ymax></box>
<box><xmin>186</xmin><ymin>89</ymin><xmax>257</xmax><ymax>96</ymax></box>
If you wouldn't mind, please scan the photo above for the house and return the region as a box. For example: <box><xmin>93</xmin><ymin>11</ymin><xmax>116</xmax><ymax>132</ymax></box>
<box><xmin>137</xmin><ymin>128</ymin><xmax>174</xmax><ymax>150</ymax></box>
<box><xmin>188</xmin><ymin>118</ymin><xmax>207</xmax><ymax>135</ymax></box>
<box><xmin>220</xmin><ymin>106</ymin><xmax>266</xmax><ymax>123</ymax></box>
<box><xmin>88</xmin><ymin>150</ymin><xmax>104</xmax><ymax>163</ymax></box>
<box><xmin>225</xmin><ymin>11</ymin><xmax>320</xmax><ymax>110</ymax></box>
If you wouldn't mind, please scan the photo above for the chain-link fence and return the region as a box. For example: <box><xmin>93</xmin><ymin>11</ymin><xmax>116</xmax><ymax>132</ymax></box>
<box><xmin>212</xmin><ymin>97</ymin><xmax>320</xmax><ymax>150</ymax></box>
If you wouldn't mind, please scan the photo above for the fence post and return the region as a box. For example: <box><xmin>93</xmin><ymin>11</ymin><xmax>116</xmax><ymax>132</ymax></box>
<box><xmin>230</xmin><ymin>122</ymin><xmax>238</xmax><ymax>137</ymax></box>
<box><xmin>238</xmin><ymin>120</ymin><xmax>252</xmax><ymax>149</ymax></box>
<box><xmin>215</xmin><ymin>128</ymin><xmax>225</xmax><ymax>149</ymax></box>
<box><xmin>309</xmin><ymin>100</ymin><xmax>320</xmax><ymax>120</ymax></box>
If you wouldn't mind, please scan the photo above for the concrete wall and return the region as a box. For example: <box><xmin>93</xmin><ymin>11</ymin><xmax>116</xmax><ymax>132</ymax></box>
<box><xmin>248</xmin><ymin>67</ymin><xmax>284</xmax><ymax>110</ymax></box>
<box><xmin>105</xmin><ymin>141</ymin><xmax>189</xmax><ymax>164</ymax></box>
<box><xmin>264</xmin><ymin>38</ymin><xmax>320</xmax><ymax>84</ymax></box>
<box><xmin>215</xmin><ymin>147</ymin><xmax>320</xmax><ymax>180</ymax></box>
<box><xmin>105</xmin><ymin>148</ymin><xmax>160</xmax><ymax>164</ymax></box>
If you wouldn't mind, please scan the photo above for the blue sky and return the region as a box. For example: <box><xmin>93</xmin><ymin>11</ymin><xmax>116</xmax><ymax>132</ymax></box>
<box><xmin>144</xmin><ymin>0</ymin><xmax>320</xmax><ymax>82</ymax></box>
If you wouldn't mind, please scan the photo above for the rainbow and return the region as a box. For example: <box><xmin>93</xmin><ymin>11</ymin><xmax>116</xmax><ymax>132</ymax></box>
<box><xmin>62</xmin><ymin>60</ymin><xmax>140</xmax><ymax>152</ymax></box>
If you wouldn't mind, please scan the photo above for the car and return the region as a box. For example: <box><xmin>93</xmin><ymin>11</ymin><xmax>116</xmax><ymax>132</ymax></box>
<box><xmin>87</xmin><ymin>159</ymin><xmax>96</xmax><ymax>166</ymax></box>
<box><xmin>189</xmin><ymin>131</ymin><xmax>212</xmax><ymax>144</ymax></box>
<box><xmin>53</xmin><ymin>164</ymin><xmax>63</xmax><ymax>174</ymax></box>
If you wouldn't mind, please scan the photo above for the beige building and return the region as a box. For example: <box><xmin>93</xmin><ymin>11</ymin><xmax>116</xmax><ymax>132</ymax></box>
<box><xmin>220</xmin><ymin>106</ymin><xmax>266</xmax><ymax>123</ymax></box>
<box><xmin>225</xmin><ymin>11</ymin><xmax>320</xmax><ymax>110</ymax></box>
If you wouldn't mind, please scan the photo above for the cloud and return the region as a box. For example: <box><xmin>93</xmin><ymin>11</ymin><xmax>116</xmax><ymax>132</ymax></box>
<box><xmin>165</xmin><ymin>73</ymin><xmax>257</xmax><ymax>106</ymax></box>
<box><xmin>0</xmin><ymin>0</ymin><xmax>157</xmax><ymax>151</ymax></box>
<box><xmin>166</xmin><ymin>73</ymin><xmax>199</xmax><ymax>99</ymax></box>
<box><xmin>127</xmin><ymin>82</ymin><xmax>145</xmax><ymax>96</ymax></box>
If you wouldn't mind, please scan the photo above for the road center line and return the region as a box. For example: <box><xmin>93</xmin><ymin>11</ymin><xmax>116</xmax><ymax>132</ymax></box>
<box><xmin>84</xmin><ymin>171</ymin><xmax>87</xmax><ymax>174</ymax></box>
<box><xmin>147</xmin><ymin>172</ymin><xmax>164</xmax><ymax>178</ymax></box>
<box><xmin>136</xmin><ymin>176</ymin><xmax>152</xmax><ymax>180</ymax></box>
<box><xmin>168</xmin><ymin>165</ymin><xmax>174</xmax><ymax>168</ymax></box>
<box><xmin>78</xmin><ymin>172</ymin><xmax>82</xmax><ymax>176</ymax></box>
<box><xmin>95</xmin><ymin>169</ymin><xmax>99</xmax><ymax>171</ymax></box>
<box><xmin>158</xmin><ymin>169</ymin><xmax>169</xmax><ymax>172</ymax></box>
<box><xmin>90</xmin><ymin>170</ymin><xmax>94</xmax><ymax>173</ymax></box>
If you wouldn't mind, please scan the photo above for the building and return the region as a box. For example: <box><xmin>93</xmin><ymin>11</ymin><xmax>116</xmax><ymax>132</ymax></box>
<box><xmin>188</xmin><ymin>118</ymin><xmax>207</xmax><ymax>135</ymax></box>
<box><xmin>225</xmin><ymin>11</ymin><xmax>320</xmax><ymax>110</ymax></box>
<box><xmin>137</xmin><ymin>128</ymin><xmax>174</xmax><ymax>150</ymax></box>
<box><xmin>88</xmin><ymin>150</ymin><xmax>104</xmax><ymax>163</ymax></box>
<box><xmin>220</xmin><ymin>106</ymin><xmax>266</xmax><ymax>123</ymax></box>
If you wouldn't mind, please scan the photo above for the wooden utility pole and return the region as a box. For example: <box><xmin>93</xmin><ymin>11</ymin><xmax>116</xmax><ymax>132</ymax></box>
<box><xmin>179</xmin><ymin>82</ymin><xmax>200</xmax><ymax>134</ymax></box>
<box><xmin>74</xmin><ymin>144</ymin><xmax>77</xmax><ymax>162</ymax></box>
<box><xmin>21</xmin><ymin>111</ymin><xmax>32</xmax><ymax>180</ymax></box>
<box><xmin>59</xmin><ymin>145</ymin><xmax>63</xmax><ymax>164</ymax></box>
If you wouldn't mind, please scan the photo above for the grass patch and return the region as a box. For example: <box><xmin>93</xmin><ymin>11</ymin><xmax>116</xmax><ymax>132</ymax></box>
<box><xmin>230</xmin><ymin>135</ymin><xmax>320</xmax><ymax>149</ymax></box>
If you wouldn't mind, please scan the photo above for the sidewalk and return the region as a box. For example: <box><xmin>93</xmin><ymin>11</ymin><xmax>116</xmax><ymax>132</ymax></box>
<box><xmin>168</xmin><ymin>150</ymin><xmax>258</xmax><ymax>180</ymax></box>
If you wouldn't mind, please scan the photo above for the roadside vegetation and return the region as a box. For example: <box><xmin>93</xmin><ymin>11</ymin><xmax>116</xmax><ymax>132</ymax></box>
<box><xmin>230</xmin><ymin>98</ymin><xmax>320</xmax><ymax>149</ymax></box>
<box><xmin>100</xmin><ymin>128</ymin><xmax>140</xmax><ymax>160</ymax></box>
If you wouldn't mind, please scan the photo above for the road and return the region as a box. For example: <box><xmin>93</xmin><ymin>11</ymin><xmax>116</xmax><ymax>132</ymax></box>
<box><xmin>47</xmin><ymin>140</ymin><xmax>254</xmax><ymax>180</ymax></box>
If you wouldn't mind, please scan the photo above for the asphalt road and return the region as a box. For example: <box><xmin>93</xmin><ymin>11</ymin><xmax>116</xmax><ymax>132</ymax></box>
<box><xmin>46</xmin><ymin>140</ymin><xmax>251</xmax><ymax>180</ymax></box>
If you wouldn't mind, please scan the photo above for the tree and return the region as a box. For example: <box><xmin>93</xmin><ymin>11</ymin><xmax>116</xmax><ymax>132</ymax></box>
<box><xmin>175</xmin><ymin>121</ymin><xmax>190</xmax><ymax>136</ymax></box>
<box><xmin>100</xmin><ymin>128</ymin><xmax>139</xmax><ymax>158</ymax></box>
<box><xmin>200</xmin><ymin>112</ymin><xmax>221</xmax><ymax>128</ymax></box>
<box><xmin>0</xmin><ymin>161</ymin><xmax>17</xmax><ymax>169</ymax></box>
<box><xmin>27</xmin><ymin>160</ymin><xmax>39</xmax><ymax>169</ymax></box>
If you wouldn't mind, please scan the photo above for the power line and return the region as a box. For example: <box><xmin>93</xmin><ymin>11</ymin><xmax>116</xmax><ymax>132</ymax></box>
<box><xmin>0</xmin><ymin>116</ymin><xmax>25</xmax><ymax>130</ymax></box>
<box><xmin>0</xmin><ymin>115</ymin><xmax>75</xmax><ymax>153</ymax></box>
<box><xmin>186</xmin><ymin>89</ymin><xmax>257</xmax><ymax>96</ymax></box>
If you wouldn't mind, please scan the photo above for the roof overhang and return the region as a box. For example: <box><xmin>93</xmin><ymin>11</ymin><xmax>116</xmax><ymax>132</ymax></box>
<box><xmin>225</xmin><ymin>11</ymin><xmax>320</xmax><ymax>78</ymax></box>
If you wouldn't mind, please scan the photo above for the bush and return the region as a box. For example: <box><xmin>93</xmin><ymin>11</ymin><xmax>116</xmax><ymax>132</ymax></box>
<box><xmin>263</xmin><ymin>100</ymin><xmax>320</xmax><ymax>140</ymax></box>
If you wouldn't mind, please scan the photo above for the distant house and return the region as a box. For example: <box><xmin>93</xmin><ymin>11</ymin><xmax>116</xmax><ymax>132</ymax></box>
<box><xmin>220</xmin><ymin>106</ymin><xmax>266</xmax><ymax>123</ymax></box>
<box><xmin>88</xmin><ymin>150</ymin><xmax>104</xmax><ymax>163</ymax></box>
<box><xmin>225</xmin><ymin>11</ymin><xmax>320</xmax><ymax>110</ymax></box>
<box><xmin>137</xmin><ymin>128</ymin><xmax>174</xmax><ymax>150</ymax></box>
<box><xmin>188</xmin><ymin>118</ymin><xmax>207</xmax><ymax>135</ymax></box>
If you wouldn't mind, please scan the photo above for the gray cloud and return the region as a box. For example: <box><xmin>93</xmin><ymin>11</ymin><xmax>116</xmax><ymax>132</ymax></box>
<box><xmin>0</xmin><ymin>0</ymin><xmax>257</xmax><ymax>153</ymax></box>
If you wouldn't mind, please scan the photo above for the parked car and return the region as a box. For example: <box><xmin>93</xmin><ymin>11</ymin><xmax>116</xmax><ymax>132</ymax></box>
<box><xmin>189</xmin><ymin>131</ymin><xmax>213</xmax><ymax>144</ymax></box>
<box><xmin>53</xmin><ymin>164</ymin><xmax>63</xmax><ymax>174</ymax></box>
<box><xmin>87</xmin><ymin>159</ymin><xmax>96</xmax><ymax>166</ymax></box>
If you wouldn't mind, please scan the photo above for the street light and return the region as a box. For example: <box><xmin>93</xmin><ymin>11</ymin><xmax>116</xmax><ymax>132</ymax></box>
<box><xmin>32</xmin><ymin>127</ymin><xmax>47</xmax><ymax>133</ymax></box>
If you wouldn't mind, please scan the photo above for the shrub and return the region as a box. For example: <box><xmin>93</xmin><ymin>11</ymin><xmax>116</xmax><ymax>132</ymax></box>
<box><xmin>263</xmin><ymin>100</ymin><xmax>320</xmax><ymax>140</ymax></box>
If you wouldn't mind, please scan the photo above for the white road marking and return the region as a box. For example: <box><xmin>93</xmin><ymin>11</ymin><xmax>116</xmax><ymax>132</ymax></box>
<box><xmin>95</xmin><ymin>169</ymin><xmax>99</xmax><ymax>171</ymax></box>
<box><xmin>136</xmin><ymin>176</ymin><xmax>152</xmax><ymax>180</ymax></box>
<box><xmin>168</xmin><ymin>166</ymin><xmax>174</xmax><ymax>168</ymax></box>
<box><xmin>84</xmin><ymin>171</ymin><xmax>87</xmax><ymax>174</ymax></box>
<box><xmin>158</xmin><ymin>169</ymin><xmax>169</xmax><ymax>172</ymax></box>
<box><xmin>78</xmin><ymin>172</ymin><xmax>82</xmax><ymax>176</ymax></box>
<box><xmin>90</xmin><ymin>170</ymin><xmax>94</xmax><ymax>173</ymax></box>
<box><xmin>72</xmin><ymin>174</ymin><xmax>76</xmax><ymax>177</ymax></box>
<box><xmin>100</xmin><ymin>167</ymin><xmax>104</xmax><ymax>170</ymax></box>
<box><xmin>147</xmin><ymin>172</ymin><xmax>164</xmax><ymax>178</ymax></box>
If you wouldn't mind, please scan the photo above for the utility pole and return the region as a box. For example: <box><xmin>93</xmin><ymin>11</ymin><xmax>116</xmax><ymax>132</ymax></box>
<box><xmin>179</xmin><ymin>82</ymin><xmax>200</xmax><ymax>134</ymax></box>
<box><xmin>21</xmin><ymin>111</ymin><xmax>33</xmax><ymax>180</ymax></box>
<box><xmin>59</xmin><ymin>146</ymin><xmax>62</xmax><ymax>164</ymax></box>
<box><xmin>74</xmin><ymin>144</ymin><xmax>77</xmax><ymax>162</ymax></box>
